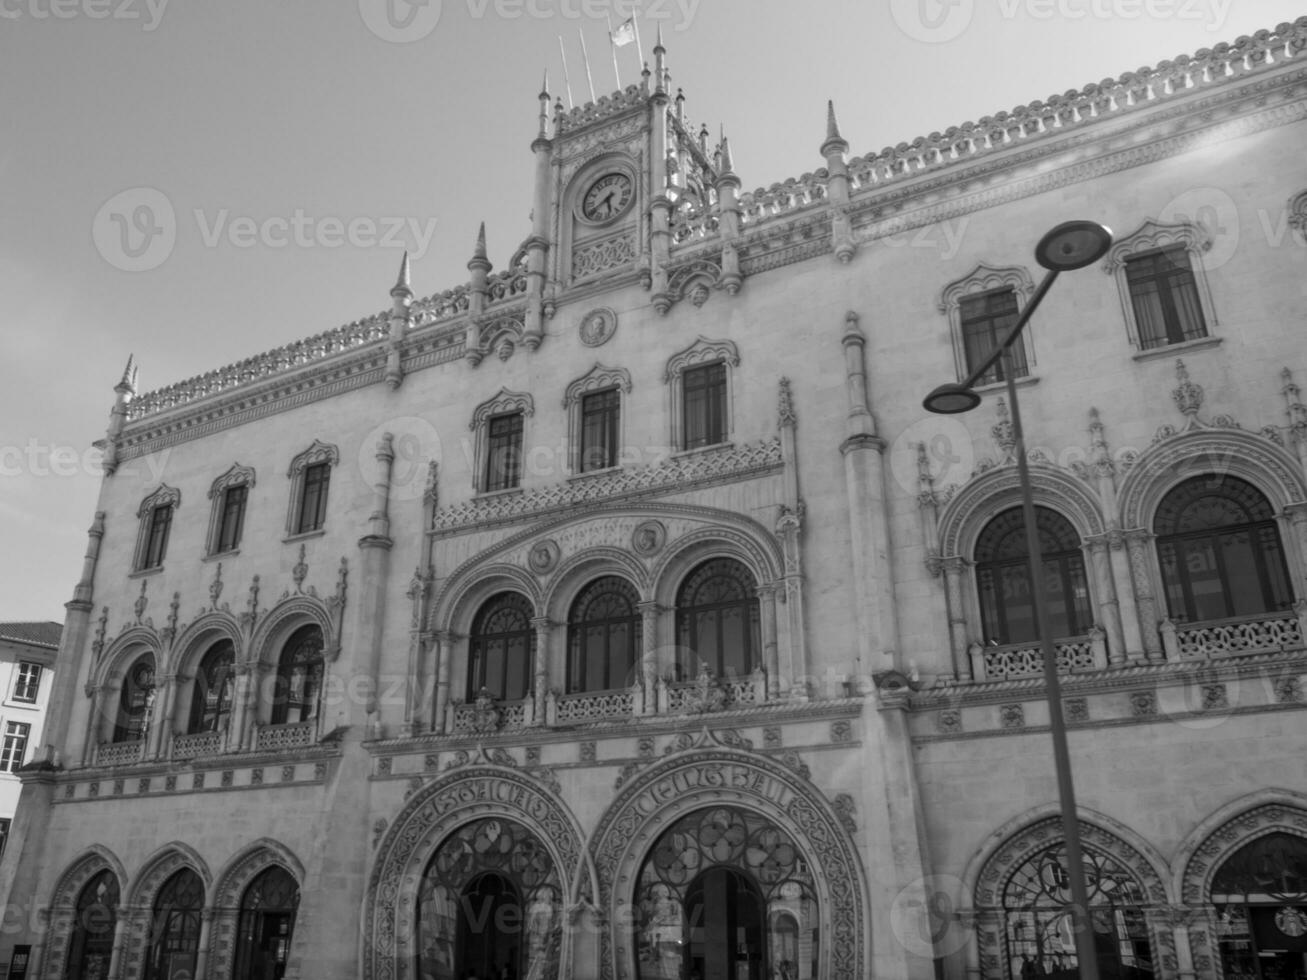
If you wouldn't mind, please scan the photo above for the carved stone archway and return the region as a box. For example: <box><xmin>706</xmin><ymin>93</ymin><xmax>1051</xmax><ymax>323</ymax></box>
<box><xmin>207</xmin><ymin>839</ymin><xmax>304</xmax><ymax>980</ymax></box>
<box><xmin>121</xmin><ymin>842</ymin><xmax>211</xmax><ymax>980</ymax></box>
<box><xmin>588</xmin><ymin>747</ymin><xmax>867</xmax><ymax>980</ymax></box>
<box><xmin>364</xmin><ymin>765</ymin><xmax>588</xmax><ymax>980</ymax></box>
<box><xmin>39</xmin><ymin>846</ymin><xmax>127</xmax><ymax>980</ymax></box>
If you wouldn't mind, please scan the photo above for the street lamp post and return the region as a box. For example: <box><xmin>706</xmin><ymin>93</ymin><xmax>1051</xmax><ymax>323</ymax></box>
<box><xmin>924</xmin><ymin>221</ymin><xmax>1113</xmax><ymax>980</ymax></box>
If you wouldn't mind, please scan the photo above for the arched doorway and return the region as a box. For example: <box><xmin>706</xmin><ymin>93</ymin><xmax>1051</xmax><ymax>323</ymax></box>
<box><xmin>64</xmin><ymin>869</ymin><xmax>119</xmax><ymax>980</ymax></box>
<box><xmin>232</xmin><ymin>866</ymin><xmax>299</xmax><ymax>980</ymax></box>
<box><xmin>1211</xmin><ymin>832</ymin><xmax>1307</xmax><ymax>979</ymax></box>
<box><xmin>415</xmin><ymin>818</ymin><xmax>562</xmax><ymax>980</ymax></box>
<box><xmin>633</xmin><ymin>807</ymin><xmax>819</xmax><ymax>980</ymax></box>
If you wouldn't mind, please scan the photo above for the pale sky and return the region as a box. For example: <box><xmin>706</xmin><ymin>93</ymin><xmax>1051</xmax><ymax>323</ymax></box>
<box><xmin>1</xmin><ymin>0</ymin><xmax>1302</xmax><ymax>621</ymax></box>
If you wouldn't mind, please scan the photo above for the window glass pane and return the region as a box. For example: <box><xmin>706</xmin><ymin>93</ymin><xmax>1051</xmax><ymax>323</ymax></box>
<box><xmin>469</xmin><ymin>593</ymin><xmax>535</xmax><ymax>700</ymax></box>
<box><xmin>580</xmin><ymin>389</ymin><xmax>619</xmax><ymax>472</ymax></box>
<box><xmin>486</xmin><ymin>413</ymin><xmax>524</xmax><ymax>491</ymax></box>
<box><xmin>961</xmin><ymin>289</ymin><xmax>1022</xmax><ymax>384</ymax></box>
<box><xmin>218</xmin><ymin>484</ymin><xmax>247</xmax><ymax>552</ymax></box>
<box><xmin>145</xmin><ymin>505</ymin><xmax>172</xmax><ymax>568</ymax></box>
<box><xmin>585</xmin><ymin>626</ymin><xmax>606</xmax><ymax>691</ymax></box>
<box><xmin>683</xmin><ymin>363</ymin><xmax>726</xmax><ymax>449</ymax></box>
<box><xmin>1219</xmin><ymin>530</ymin><xmax>1266</xmax><ymax>617</ymax></box>
<box><xmin>608</xmin><ymin>621</ymin><xmax>630</xmax><ymax>689</ymax></box>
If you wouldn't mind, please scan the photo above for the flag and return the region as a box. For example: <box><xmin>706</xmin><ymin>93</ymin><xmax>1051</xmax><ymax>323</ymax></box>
<box><xmin>612</xmin><ymin>17</ymin><xmax>635</xmax><ymax>46</ymax></box>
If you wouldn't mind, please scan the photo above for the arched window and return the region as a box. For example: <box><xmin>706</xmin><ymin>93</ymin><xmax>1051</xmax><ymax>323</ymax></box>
<box><xmin>234</xmin><ymin>866</ymin><xmax>299</xmax><ymax>980</ymax></box>
<box><xmin>975</xmin><ymin>508</ymin><xmax>1092</xmax><ymax>645</ymax></box>
<box><xmin>145</xmin><ymin>868</ymin><xmax>204</xmax><ymax>980</ymax></box>
<box><xmin>187</xmin><ymin>640</ymin><xmax>235</xmax><ymax>734</ymax></box>
<box><xmin>114</xmin><ymin>654</ymin><xmax>155</xmax><ymax>743</ymax></box>
<box><xmin>1211</xmin><ymin>832</ymin><xmax>1307</xmax><ymax>980</ymax></box>
<box><xmin>65</xmin><ymin>870</ymin><xmax>119</xmax><ymax>980</ymax></box>
<box><xmin>1001</xmin><ymin>842</ymin><xmax>1153</xmax><ymax>978</ymax></box>
<box><xmin>270</xmin><ymin>626</ymin><xmax>324</xmax><ymax>726</ymax></box>
<box><xmin>1154</xmin><ymin>475</ymin><xmax>1294</xmax><ymax>623</ymax></box>
<box><xmin>567</xmin><ymin>577</ymin><xmax>641</xmax><ymax>693</ymax></box>
<box><xmin>467</xmin><ymin>593</ymin><xmax>534</xmax><ymax>701</ymax></box>
<box><xmin>675</xmin><ymin>559</ymin><xmax>761</xmax><ymax>681</ymax></box>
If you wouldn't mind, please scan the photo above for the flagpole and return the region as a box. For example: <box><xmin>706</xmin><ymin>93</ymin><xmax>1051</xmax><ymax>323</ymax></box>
<box><xmin>607</xmin><ymin>12</ymin><xmax>621</xmax><ymax>91</ymax></box>
<box><xmin>578</xmin><ymin>27</ymin><xmax>597</xmax><ymax>103</ymax></box>
<box><xmin>631</xmin><ymin>15</ymin><xmax>644</xmax><ymax>75</ymax></box>
<box><xmin>557</xmin><ymin>35</ymin><xmax>574</xmax><ymax>108</ymax></box>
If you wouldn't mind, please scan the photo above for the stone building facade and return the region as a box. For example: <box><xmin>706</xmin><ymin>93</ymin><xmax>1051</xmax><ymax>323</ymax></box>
<box><xmin>5</xmin><ymin>19</ymin><xmax>1307</xmax><ymax>980</ymax></box>
<box><xmin>0</xmin><ymin>623</ymin><xmax>59</xmax><ymax>866</ymax></box>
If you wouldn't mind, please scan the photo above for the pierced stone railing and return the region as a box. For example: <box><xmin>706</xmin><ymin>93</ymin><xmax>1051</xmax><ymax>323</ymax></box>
<box><xmin>171</xmin><ymin>730</ymin><xmax>224</xmax><ymax>760</ymax></box>
<box><xmin>552</xmin><ymin>689</ymin><xmax>635</xmax><ymax>725</ymax></box>
<box><xmin>1162</xmin><ymin>611</ymin><xmax>1305</xmax><ymax>660</ymax></box>
<box><xmin>486</xmin><ymin>270</ymin><xmax>529</xmax><ymax>304</ymax></box>
<box><xmin>253</xmin><ymin>721</ymin><xmax>316</xmax><ymax>752</ymax></box>
<box><xmin>96</xmin><ymin>740</ymin><xmax>145</xmax><ymax>767</ymax></box>
<box><xmin>411</xmin><ymin>286</ymin><xmax>471</xmax><ymax>327</ymax></box>
<box><xmin>970</xmin><ymin>635</ymin><xmax>1105</xmax><ymax>682</ymax></box>
<box><xmin>844</xmin><ymin>20</ymin><xmax>1306</xmax><ymax>200</ymax></box>
<box><xmin>738</xmin><ymin>175</ymin><xmax>827</xmax><ymax>226</ymax></box>
<box><xmin>662</xmin><ymin>670</ymin><xmax>768</xmax><ymax>713</ymax></box>
<box><xmin>448</xmin><ymin>698</ymin><xmax>533</xmax><ymax>734</ymax></box>
<box><xmin>126</xmin><ymin>315</ymin><xmax>388</xmax><ymax>420</ymax></box>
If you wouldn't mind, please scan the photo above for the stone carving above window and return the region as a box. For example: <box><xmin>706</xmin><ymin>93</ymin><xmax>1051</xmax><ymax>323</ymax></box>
<box><xmin>208</xmin><ymin>463</ymin><xmax>255</xmax><ymax>498</ymax></box>
<box><xmin>287</xmin><ymin>440</ymin><xmax>339</xmax><ymax>477</ymax></box>
<box><xmin>937</xmin><ymin>264</ymin><xmax>1037</xmax><ymax>385</ymax></box>
<box><xmin>562</xmin><ymin>364</ymin><xmax>632</xmax><ymax>408</ymax></box>
<box><xmin>137</xmin><ymin>484</ymin><xmax>181</xmax><ymax>518</ymax></box>
<box><xmin>470</xmin><ymin>388</ymin><xmax>535</xmax><ymax>430</ymax></box>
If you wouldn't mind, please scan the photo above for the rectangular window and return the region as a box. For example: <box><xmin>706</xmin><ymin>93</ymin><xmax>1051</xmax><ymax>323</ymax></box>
<box><xmin>143</xmin><ymin>504</ymin><xmax>172</xmax><ymax>569</ymax></box>
<box><xmin>0</xmin><ymin>722</ymin><xmax>30</xmax><ymax>773</ymax></box>
<box><xmin>682</xmin><ymin>362</ymin><xmax>727</xmax><ymax>450</ymax></box>
<box><xmin>960</xmin><ymin>289</ymin><xmax>1026</xmax><ymax>386</ymax></box>
<box><xmin>216</xmin><ymin>484</ymin><xmax>247</xmax><ymax>553</ymax></box>
<box><xmin>579</xmin><ymin>389</ymin><xmax>620</xmax><ymax>472</ymax></box>
<box><xmin>12</xmin><ymin>663</ymin><xmax>41</xmax><ymax>704</ymax></box>
<box><xmin>0</xmin><ymin>818</ymin><xmax>9</xmax><ymax>860</ymax></box>
<box><xmin>485</xmin><ymin>412</ymin><xmax>524</xmax><ymax>492</ymax></box>
<box><xmin>298</xmin><ymin>463</ymin><xmax>330</xmax><ymax>534</ymax></box>
<box><xmin>1126</xmin><ymin>246</ymin><xmax>1207</xmax><ymax>349</ymax></box>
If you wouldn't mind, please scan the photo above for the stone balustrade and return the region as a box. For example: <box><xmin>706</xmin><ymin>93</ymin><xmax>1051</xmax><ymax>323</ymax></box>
<box><xmin>252</xmin><ymin>721</ymin><xmax>316</xmax><ymax>752</ymax></box>
<box><xmin>552</xmin><ymin>689</ymin><xmax>636</xmax><ymax>725</ymax></box>
<box><xmin>970</xmin><ymin>636</ymin><xmax>1103</xmax><ymax>682</ymax></box>
<box><xmin>95</xmin><ymin>740</ymin><xmax>145</xmax><ymax>767</ymax></box>
<box><xmin>171</xmin><ymin>730</ymin><xmax>225</xmax><ymax>760</ymax></box>
<box><xmin>1162</xmin><ymin>611</ymin><xmax>1305</xmax><ymax>660</ymax></box>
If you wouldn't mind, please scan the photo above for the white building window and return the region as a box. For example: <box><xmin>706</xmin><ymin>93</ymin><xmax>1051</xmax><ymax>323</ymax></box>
<box><xmin>285</xmin><ymin>441</ymin><xmax>339</xmax><ymax>536</ymax></box>
<box><xmin>564</xmin><ymin>364</ymin><xmax>632</xmax><ymax>473</ymax></box>
<box><xmin>470</xmin><ymin>389</ymin><xmax>534</xmax><ymax>492</ymax></box>
<box><xmin>0</xmin><ymin>722</ymin><xmax>31</xmax><ymax>772</ymax></box>
<box><xmin>13</xmin><ymin>662</ymin><xmax>42</xmax><ymax>703</ymax></box>
<box><xmin>207</xmin><ymin>463</ymin><xmax>255</xmax><ymax>555</ymax></box>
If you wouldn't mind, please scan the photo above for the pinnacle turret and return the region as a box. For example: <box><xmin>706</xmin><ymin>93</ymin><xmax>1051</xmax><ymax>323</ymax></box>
<box><xmin>821</xmin><ymin>99</ymin><xmax>849</xmax><ymax>157</ymax></box>
<box><xmin>468</xmin><ymin>223</ymin><xmax>492</xmax><ymax>275</ymax></box>
<box><xmin>391</xmin><ymin>251</ymin><xmax>412</xmax><ymax>298</ymax></box>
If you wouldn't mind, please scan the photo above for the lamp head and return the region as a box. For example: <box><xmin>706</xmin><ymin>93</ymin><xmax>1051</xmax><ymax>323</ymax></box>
<box><xmin>1035</xmin><ymin>220</ymin><xmax>1113</xmax><ymax>271</ymax></box>
<box><xmin>923</xmin><ymin>383</ymin><xmax>982</xmax><ymax>415</ymax></box>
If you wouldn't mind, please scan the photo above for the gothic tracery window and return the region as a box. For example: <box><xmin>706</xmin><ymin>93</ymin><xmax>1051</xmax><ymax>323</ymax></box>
<box><xmin>675</xmin><ymin>559</ymin><xmax>761</xmax><ymax>681</ymax></box>
<box><xmin>1154</xmin><ymin>475</ymin><xmax>1294</xmax><ymax>624</ymax></box>
<box><xmin>1001</xmin><ymin>842</ymin><xmax>1154</xmax><ymax>978</ymax></box>
<box><xmin>114</xmin><ymin>654</ymin><xmax>155</xmax><ymax>743</ymax></box>
<box><xmin>234</xmin><ymin>866</ymin><xmax>299</xmax><ymax>980</ymax></box>
<box><xmin>65</xmin><ymin>870</ymin><xmax>119</xmax><ymax>980</ymax></box>
<box><xmin>270</xmin><ymin>625</ymin><xmax>324</xmax><ymax>726</ymax></box>
<box><xmin>1212</xmin><ymin>832</ymin><xmax>1307</xmax><ymax>979</ymax></box>
<box><xmin>144</xmin><ymin>868</ymin><xmax>204</xmax><ymax>980</ymax></box>
<box><xmin>187</xmin><ymin>640</ymin><xmax>235</xmax><ymax>735</ymax></box>
<box><xmin>567</xmin><ymin>576</ymin><xmax>641</xmax><ymax>693</ymax></box>
<box><xmin>467</xmin><ymin>593</ymin><xmax>534</xmax><ymax>702</ymax></box>
<box><xmin>975</xmin><ymin>507</ymin><xmax>1092</xmax><ymax>645</ymax></box>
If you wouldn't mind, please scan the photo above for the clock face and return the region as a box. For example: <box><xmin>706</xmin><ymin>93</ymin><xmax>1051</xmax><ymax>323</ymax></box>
<box><xmin>580</xmin><ymin>173</ymin><xmax>633</xmax><ymax>222</ymax></box>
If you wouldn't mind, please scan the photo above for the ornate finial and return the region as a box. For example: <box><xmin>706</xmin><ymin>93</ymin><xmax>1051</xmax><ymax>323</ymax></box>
<box><xmin>332</xmin><ymin>556</ymin><xmax>349</xmax><ymax>610</ymax></box>
<box><xmin>654</xmin><ymin>22</ymin><xmax>664</xmax><ymax>52</ymax></box>
<box><xmin>424</xmin><ymin>461</ymin><xmax>439</xmax><ymax>508</ymax></box>
<box><xmin>826</xmin><ymin>100</ymin><xmax>842</xmax><ymax>142</ymax></box>
<box><xmin>117</xmin><ymin>355</ymin><xmax>136</xmax><ymax>393</ymax></box>
<box><xmin>1172</xmin><ymin>359</ymin><xmax>1204</xmax><ymax>424</ymax></box>
<box><xmin>778</xmin><ymin>377</ymin><xmax>797</xmax><ymax>427</ymax></box>
<box><xmin>991</xmin><ymin>397</ymin><xmax>1015</xmax><ymax>460</ymax></box>
<box><xmin>209</xmin><ymin>562</ymin><xmax>224</xmax><ymax>610</ymax></box>
<box><xmin>718</xmin><ymin>133</ymin><xmax>734</xmax><ymax>176</ymax></box>
<box><xmin>247</xmin><ymin>574</ymin><xmax>261</xmax><ymax>623</ymax></box>
<box><xmin>1283</xmin><ymin>367</ymin><xmax>1307</xmax><ymax>437</ymax></box>
<box><xmin>92</xmin><ymin>606</ymin><xmax>109</xmax><ymax>662</ymax></box>
<box><xmin>292</xmin><ymin>544</ymin><xmax>308</xmax><ymax>594</ymax></box>
<box><xmin>1087</xmin><ymin>407</ymin><xmax>1114</xmax><ymax>477</ymax></box>
<box><xmin>539</xmin><ymin>69</ymin><xmax>549</xmax><ymax>100</ymax></box>
<box><xmin>468</xmin><ymin>223</ymin><xmax>491</xmax><ymax>274</ymax></box>
<box><xmin>842</xmin><ymin>310</ymin><xmax>864</xmax><ymax>345</ymax></box>
<box><xmin>166</xmin><ymin>591</ymin><xmax>180</xmax><ymax>638</ymax></box>
<box><xmin>391</xmin><ymin>251</ymin><xmax>411</xmax><ymax>298</ymax></box>
<box><xmin>133</xmin><ymin>579</ymin><xmax>148</xmax><ymax>623</ymax></box>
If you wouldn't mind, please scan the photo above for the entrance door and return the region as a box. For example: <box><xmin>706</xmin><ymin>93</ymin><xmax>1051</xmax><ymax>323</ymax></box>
<box><xmin>457</xmin><ymin>873</ymin><xmax>522</xmax><ymax>980</ymax></box>
<box><xmin>684</xmin><ymin>868</ymin><xmax>765</xmax><ymax>980</ymax></box>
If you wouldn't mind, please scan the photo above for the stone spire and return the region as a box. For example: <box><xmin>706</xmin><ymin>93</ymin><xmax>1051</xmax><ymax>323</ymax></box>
<box><xmin>468</xmin><ymin>222</ymin><xmax>491</xmax><ymax>275</ymax></box>
<box><xmin>821</xmin><ymin>99</ymin><xmax>848</xmax><ymax>156</ymax></box>
<box><xmin>391</xmin><ymin>251</ymin><xmax>412</xmax><ymax>299</ymax></box>
<box><xmin>385</xmin><ymin>252</ymin><xmax>412</xmax><ymax>389</ymax></box>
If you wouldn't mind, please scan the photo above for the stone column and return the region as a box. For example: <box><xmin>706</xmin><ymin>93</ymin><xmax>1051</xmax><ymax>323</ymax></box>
<box><xmin>755</xmin><ymin>587</ymin><xmax>780</xmax><ymax>698</ymax></box>
<box><xmin>531</xmin><ymin>618</ymin><xmax>553</xmax><ymax>725</ymax></box>
<box><xmin>228</xmin><ymin>662</ymin><xmax>255</xmax><ymax>752</ymax></box>
<box><xmin>957</xmin><ymin>909</ymin><xmax>982</xmax><ymax>980</ymax></box>
<box><xmin>1283</xmin><ymin>503</ymin><xmax>1307</xmax><ymax>598</ymax></box>
<box><xmin>106</xmin><ymin>910</ymin><xmax>130</xmax><ymax>980</ymax></box>
<box><xmin>942</xmin><ymin>558</ymin><xmax>971</xmax><ymax>680</ymax></box>
<box><xmin>1125</xmin><ymin>530</ymin><xmax>1163</xmax><ymax>660</ymax></box>
<box><xmin>193</xmin><ymin>907</ymin><xmax>215</xmax><ymax>980</ymax></box>
<box><xmin>148</xmin><ymin>672</ymin><xmax>179</xmax><ymax>758</ymax></box>
<box><xmin>1085</xmin><ymin>537</ymin><xmax>1125</xmax><ymax>664</ymax></box>
<box><xmin>81</xmin><ymin>684</ymin><xmax>105</xmax><ymax>766</ymax></box>
<box><xmin>431</xmin><ymin>631</ymin><xmax>452</xmax><ymax>734</ymax></box>
<box><xmin>637</xmin><ymin>601</ymin><xmax>661</xmax><ymax>713</ymax></box>
<box><xmin>1106</xmin><ymin>530</ymin><xmax>1145</xmax><ymax>660</ymax></box>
